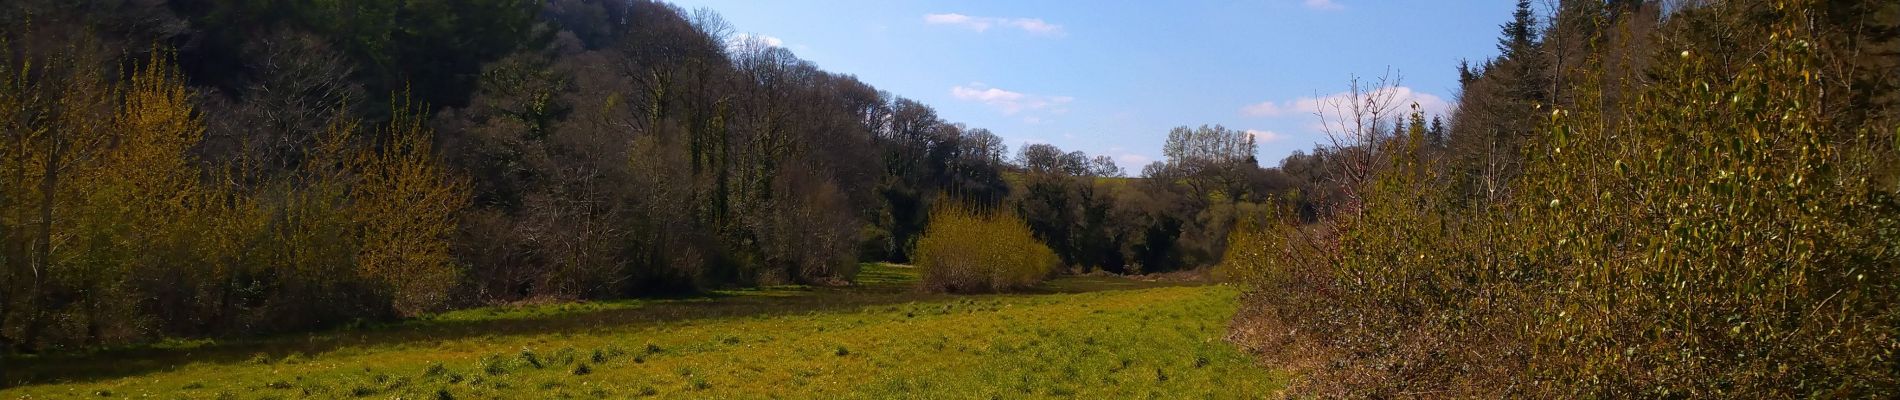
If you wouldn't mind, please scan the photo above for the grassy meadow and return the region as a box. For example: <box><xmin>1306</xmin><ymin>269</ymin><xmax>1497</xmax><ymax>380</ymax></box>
<box><xmin>2</xmin><ymin>264</ymin><xmax>1281</xmax><ymax>398</ymax></box>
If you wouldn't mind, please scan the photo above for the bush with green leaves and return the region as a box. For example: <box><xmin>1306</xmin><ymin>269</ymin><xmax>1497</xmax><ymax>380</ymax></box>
<box><xmin>914</xmin><ymin>204</ymin><xmax>1061</xmax><ymax>292</ymax></box>
<box><xmin>1226</xmin><ymin>1</ymin><xmax>1900</xmax><ymax>397</ymax></box>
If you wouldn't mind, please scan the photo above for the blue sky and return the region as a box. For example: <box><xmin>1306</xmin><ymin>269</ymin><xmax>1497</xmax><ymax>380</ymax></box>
<box><xmin>668</xmin><ymin>0</ymin><xmax>1522</xmax><ymax>170</ymax></box>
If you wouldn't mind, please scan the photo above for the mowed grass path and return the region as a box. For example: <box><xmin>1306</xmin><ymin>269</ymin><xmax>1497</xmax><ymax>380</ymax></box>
<box><xmin>4</xmin><ymin>265</ymin><xmax>1281</xmax><ymax>398</ymax></box>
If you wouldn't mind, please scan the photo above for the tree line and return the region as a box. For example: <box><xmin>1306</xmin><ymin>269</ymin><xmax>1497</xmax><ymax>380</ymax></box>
<box><xmin>0</xmin><ymin>0</ymin><xmax>1296</xmax><ymax>354</ymax></box>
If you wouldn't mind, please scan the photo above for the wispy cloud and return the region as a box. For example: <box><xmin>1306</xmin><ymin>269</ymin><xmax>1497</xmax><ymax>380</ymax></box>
<box><xmin>1115</xmin><ymin>153</ymin><xmax>1154</xmax><ymax>168</ymax></box>
<box><xmin>1240</xmin><ymin>101</ymin><xmax>1293</xmax><ymax>117</ymax></box>
<box><xmin>728</xmin><ymin>33</ymin><xmax>784</xmax><ymax>49</ymax></box>
<box><xmin>1240</xmin><ymin>86</ymin><xmax>1450</xmax><ymax>120</ymax></box>
<box><xmin>924</xmin><ymin>13</ymin><xmax>1064</xmax><ymax>36</ymax></box>
<box><xmin>951</xmin><ymin>83</ymin><xmax>1075</xmax><ymax>115</ymax></box>
<box><xmin>1303</xmin><ymin>0</ymin><xmax>1345</xmax><ymax>11</ymax></box>
<box><xmin>1244</xmin><ymin>129</ymin><xmax>1289</xmax><ymax>143</ymax></box>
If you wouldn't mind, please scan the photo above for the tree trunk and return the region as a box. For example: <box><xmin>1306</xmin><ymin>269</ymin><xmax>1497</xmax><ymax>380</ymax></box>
<box><xmin>1</xmin><ymin>171</ymin><xmax>11</xmax><ymax>356</ymax></box>
<box><xmin>21</xmin><ymin>129</ymin><xmax>59</xmax><ymax>352</ymax></box>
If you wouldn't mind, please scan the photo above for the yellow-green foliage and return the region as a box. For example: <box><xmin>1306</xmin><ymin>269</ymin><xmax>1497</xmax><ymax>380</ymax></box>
<box><xmin>0</xmin><ymin>48</ymin><xmax>472</xmax><ymax>348</ymax></box>
<box><xmin>4</xmin><ymin>267</ymin><xmax>1282</xmax><ymax>398</ymax></box>
<box><xmin>350</xmin><ymin>101</ymin><xmax>470</xmax><ymax>316</ymax></box>
<box><xmin>78</xmin><ymin>53</ymin><xmax>216</xmax><ymax>340</ymax></box>
<box><xmin>1213</xmin><ymin>210</ymin><xmax>1329</xmax><ymax>296</ymax></box>
<box><xmin>914</xmin><ymin>204</ymin><xmax>1060</xmax><ymax>292</ymax></box>
<box><xmin>1514</xmin><ymin>5</ymin><xmax>1899</xmax><ymax>394</ymax></box>
<box><xmin>0</xmin><ymin>50</ymin><xmax>218</xmax><ymax>345</ymax></box>
<box><xmin>1227</xmin><ymin>2</ymin><xmax>1900</xmax><ymax>397</ymax></box>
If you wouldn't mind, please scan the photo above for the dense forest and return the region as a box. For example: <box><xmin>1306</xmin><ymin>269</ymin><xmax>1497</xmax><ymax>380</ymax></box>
<box><xmin>0</xmin><ymin>0</ymin><xmax>1288</xmax><ymax>353</ymax></box>
<box><xmin>1222</xmin><ymin>0</ymin><xmax>1900</xmax><ymax>397</ymax></box>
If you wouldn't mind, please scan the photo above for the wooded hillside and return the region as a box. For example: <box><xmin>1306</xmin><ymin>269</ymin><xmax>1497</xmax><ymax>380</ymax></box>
<box><xmin>0</xmin><ymin>0</ymin><xmax>1288</xmax><ymax>352</ymax></box>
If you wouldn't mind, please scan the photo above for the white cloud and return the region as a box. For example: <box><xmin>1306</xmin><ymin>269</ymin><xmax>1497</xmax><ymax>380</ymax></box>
<box><xmin>728</xmin><ymin>33</ymin><xmax>784</xmax><ymax>49</ymax></box>
<box><xmin>924</xmin><ymin>13</ymin><xmax>978</xmax><ymax>27</ymax></box>
<box><xmin>950</xmin><ymin>83</ymin><xmax>1075</xmax><ymax>115</ymax></box>
<box><xmin>1094</xmin><ymin>147</ymin><xmax>1154</xmax><ymax>171</ymax></box>
<box><xmin>1303</xmin><ymin>0</ymin><xmax>1345</xmax><ymax>11</ymax></box>
<box><xmin>1115</xmin><ymin>153</ymin><xmax>1154</xmax><ymax>168</ymax></box>
<box><xmin>1011</xmin><ymin>19</ymin><xmax>1063</xmax><ymax>34</ymax></box>
<box><xmin>1240</xmin><ymin>101</ymin><xmax>1290</xmax><ymax>117</ymax></box>
<box><xmin>924</xmin><ymin>13</ymin><xmax>1065</xmax><ymax>35</ymax></box>
<box><xmin>1244</xmin><ymin>129</ymin><xmax>1288</xmax><ymax>143</ymax></box>
<box><xmin>1240</xmin><ymin>86</ymin><xmax>1451</xmax><ymax>121</ymax></box>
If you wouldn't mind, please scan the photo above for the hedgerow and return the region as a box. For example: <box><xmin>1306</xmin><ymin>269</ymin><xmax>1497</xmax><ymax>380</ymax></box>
<box><xmin>1225</xmin><ymin>1</ymin><xmax>1900</xmax><ymax>397</ymax></box>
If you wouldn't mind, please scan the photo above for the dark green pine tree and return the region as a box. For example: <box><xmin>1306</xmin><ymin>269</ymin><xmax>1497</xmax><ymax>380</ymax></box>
<box><xmin>1428</xmin><ymin>116</ymin><xmax>1446</xmax><ymax>148</ymax></box>
<box><xmin>1498</xmin><ymin>0</ymin><xmax>1548</xmax><ymax>108</ymax></box>
<box><xmin>1456</xmin><ymin>59</ymin><xmax>1479</xmax><ymax>88</ymax></box>
<box><xmin>1498</xmin><ymin>0</ymin><xmax>1539</xmax><ymax>60</ymax></box>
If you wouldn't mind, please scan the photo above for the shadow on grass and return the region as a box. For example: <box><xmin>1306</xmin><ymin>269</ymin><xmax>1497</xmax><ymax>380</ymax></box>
<box><xmin>1</xmin><ymin>264</ymin><xmax>1195</xmax><ymax>388</ymax></box>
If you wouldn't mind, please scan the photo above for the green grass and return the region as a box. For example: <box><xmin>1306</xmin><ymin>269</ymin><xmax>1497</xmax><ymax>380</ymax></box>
<box><xmin>1</xmin><ymin>264</ymin><xmax>1282</xmax><ymax>398</ymax></box>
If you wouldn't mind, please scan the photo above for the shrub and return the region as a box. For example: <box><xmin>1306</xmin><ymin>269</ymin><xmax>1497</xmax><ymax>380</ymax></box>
<box><xmin>1226</xmin><ymin>2</ymin><xmax>1900</xmax><ymax>397</ymax></box>
<box><xmin>1505</xmin><ymin>8</ymin><xmax>1900</xmax><ymax>394</ymax></box>
<box><xmin>350</xmin><ymin>101</ymin><xmax>470</xmax><ymax>316</ymax></box>
<box><xmin>914</xmin><ymin>204</ymin><xmax>1061</xmax><ymax>292</ymax></box>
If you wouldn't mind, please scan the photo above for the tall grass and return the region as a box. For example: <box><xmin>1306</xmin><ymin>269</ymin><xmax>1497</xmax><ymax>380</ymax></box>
<box><xmin>914</xmin><ymin>204</ymin><xmax>1061</xmax><ymax>292</ymax></box>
